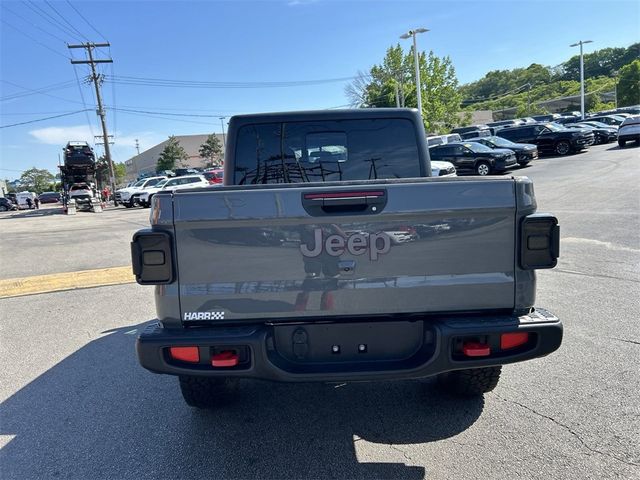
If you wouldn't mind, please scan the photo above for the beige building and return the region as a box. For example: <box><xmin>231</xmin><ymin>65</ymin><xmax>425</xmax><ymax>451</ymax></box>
<box><xmin>124</xmin><ymin>133</ymin><xmax>225</xmax><ymax>181</ymax></box>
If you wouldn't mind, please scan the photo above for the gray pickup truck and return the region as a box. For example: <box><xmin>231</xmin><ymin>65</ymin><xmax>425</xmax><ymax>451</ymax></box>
<box><xmin>132</xmin><ymin>109</ymin><xmax>562</xmax><ymax>408</ymax></box>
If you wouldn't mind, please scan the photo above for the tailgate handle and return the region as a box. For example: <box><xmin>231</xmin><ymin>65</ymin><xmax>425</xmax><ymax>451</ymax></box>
<box><xmin>302</xmin><ymin>190</ymin><xmax>387</xmax><ymax>216</ymax></box>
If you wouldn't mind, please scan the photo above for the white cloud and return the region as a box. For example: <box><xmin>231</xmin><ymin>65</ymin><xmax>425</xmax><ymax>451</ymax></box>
<box><xmin>287</xmin><ymin>0</ymin><xmax>319</xmax><ymax>5</ymax></box>
<box><xmin>29</xmin><ymin>125</ymin><xmax>94</xmax><ymax>145</ymax></box>
<box><xmin>29</xmin><ymin>124</ymin><xmax>165</xmax><ymax>161</ymax></box>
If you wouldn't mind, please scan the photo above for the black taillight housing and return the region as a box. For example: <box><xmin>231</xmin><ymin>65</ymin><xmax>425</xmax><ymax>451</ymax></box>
<box><xmin>520</xmin><ymin>214</ymin><xmax>560</xmax><ymax>269</ymax></box>
<box><xmin>131</xmin><ymin>229</ymin><xmax>174</xmax><ymax>284</ymax></box>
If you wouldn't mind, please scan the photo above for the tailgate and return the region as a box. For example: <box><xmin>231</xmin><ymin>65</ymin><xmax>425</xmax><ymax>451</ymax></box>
<box><xmin>173</xmin><ymin>179</ymin><xmax>517</xmax><ymax>322</ymax></box>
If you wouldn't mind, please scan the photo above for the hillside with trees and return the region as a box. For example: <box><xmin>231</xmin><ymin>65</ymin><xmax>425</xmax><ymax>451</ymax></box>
<box><xmin>460</xmin><ymin>43</ymin><xmax>639</xmax><ymax>117</ymax></box>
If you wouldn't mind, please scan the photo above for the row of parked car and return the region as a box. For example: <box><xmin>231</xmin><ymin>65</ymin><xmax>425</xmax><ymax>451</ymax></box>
<box><xmin>0</xmin><ymin>191</ymin><xmax>63</xmax><ymax>211</ymax></box>
<box><xmin>425</xmin><ymin>106</ymin><xmax>640</xmax><ymax>176</ymax></box>
<box><xmin>116</xmin><ymin>167</ymin><xmax>224</xmax><ymax>208</ymax></box>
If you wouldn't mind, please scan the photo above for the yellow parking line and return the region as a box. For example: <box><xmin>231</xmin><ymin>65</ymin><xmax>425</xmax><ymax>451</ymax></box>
<box><xmin>0</xmin><ymin>266</ymin><xmax>135</xmax><ymax>299</ymax></box>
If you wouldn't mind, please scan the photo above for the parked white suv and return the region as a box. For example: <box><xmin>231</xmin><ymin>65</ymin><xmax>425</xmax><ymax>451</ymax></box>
<box><xmin>138</xmin><ymin>175</ymin><xmax>210</xmax><ymax>207</ymax></box>
<box><xmin>431</xmin><ymin>160</ymin><xmax>457</xmax><ymax>177</ymax></box>
<box><xmin>115</xmin><ymin>176</ymin><xmax>167</xmax><ymax>207</ymax></box>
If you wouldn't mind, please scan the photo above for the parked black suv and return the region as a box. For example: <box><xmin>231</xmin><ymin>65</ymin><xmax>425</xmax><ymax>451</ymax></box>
<box><xmin>467</xmin><ymin>136</ymin><xmax>538</xmax><ymax>166</ymax></box>
<box><xmin>497</xmin><ymin>123</ymin><xmax>594</xmax><ymax>156</ymax></box>
<box><xmin>585</xmin><ymin>115</ymin><xmax>626</xmax><ymax>127</ymax></box>
<box><xmin>450</xmin><ymin>125</ymin><xmax>491</xmax><ymax>139</ymax></box>
<box><xmin>429</xmin><ymin>141</ymin><xmax>518</xmax><ymax>175</ymax></box>
<box><xmin>564</xmin><ymin>122</ymin><xmax>617</xmax><ymax>144</ymax></box>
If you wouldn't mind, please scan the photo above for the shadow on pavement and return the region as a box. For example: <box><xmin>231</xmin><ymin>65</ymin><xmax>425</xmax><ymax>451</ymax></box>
<box><xmin>0</xmin><ymin>322</ymin><xmax>484</xmax><ymax>479</ymax></box>
<box><xmin>607</xmin><ymin>143</ymin><xmax>638</xmax><ymax>151</ymax></box>
<box><xmin>0</xmin><ymin>207</ymin><xmax>64</xmax><ymax>220</ymax></box>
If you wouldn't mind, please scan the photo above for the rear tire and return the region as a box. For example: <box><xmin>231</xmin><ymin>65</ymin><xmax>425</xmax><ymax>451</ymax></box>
<box><xmin>438</xmin><ymin>366</ymin><xmax>502</xmax><ymax>396</ymax></box>
<box><xmin>554</xmin><ymin>141</ymin><xmax>571</xmax><ymax>156</ymax></box>
<box><xmin>618</xmin><ymin>140</ymin><xmax>626</xmax><ymax>148</ymax></box>
<box><xmin>178</xmin><ymin>376</ymin><xmax>239</xmax><ymax>409</ymax></box>
<box><xmin>0</xmin><ymin>205</ymin><xmax>7</xmax><ymax>212</ymax></box>
<box><xmin>475</xmin><ymin>161</ymin><xmax>491</xmax><ymax>176</ymax></box>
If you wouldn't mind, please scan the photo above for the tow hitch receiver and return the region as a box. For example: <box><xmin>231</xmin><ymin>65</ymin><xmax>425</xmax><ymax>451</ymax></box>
<box><xmin>211</xmin><ymin>351</ymin><xmax>239</xmax><ymax>367</ymax></box>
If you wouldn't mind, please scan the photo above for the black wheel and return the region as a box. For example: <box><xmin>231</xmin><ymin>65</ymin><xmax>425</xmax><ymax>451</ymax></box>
<box><xmin>554</xmin><ymin>141</ymin><xmax>571</xmax><ymax>156</ymax></box>
<box><xmin>178</xmin><ymin>376</ymin><xmax>239</xmax><ymax>409</ymax></box>
<box><xmin>438</xmin><ymin>366</ymin><xmax>502</xmax><ymax>396</ymax></box>
<box><xmin>0</xmin><ymin>205</ymin><xmax>7</xmax><ymax>212</ymax></box>
<box><xmin>124</xmin><ymin>199</ymin><xmax>134</xmax><ymax>208</ymax></box>
<box><xmin>518</xmin><ymin>161</ymin><xmax>530</xmax><ymax>168</ymax></box>
<box><xmin>618</xmin><ymin>140</ymin><xmax>626</xmax><ymax>148</ymax></box>
<box><xmin>475</xmin><ymin>161</ymin><xmax>491</xmax><ymax>176</ymax></box>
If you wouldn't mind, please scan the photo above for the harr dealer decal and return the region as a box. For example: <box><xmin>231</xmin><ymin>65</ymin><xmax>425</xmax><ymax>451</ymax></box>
<box><xmin>184</xmin><ymin>311</ymin><xmax>225</xmax><ymax>321</ymax></box>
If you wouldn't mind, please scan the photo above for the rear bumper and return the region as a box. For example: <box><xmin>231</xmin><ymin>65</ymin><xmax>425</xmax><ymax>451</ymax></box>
<box><xmin>136</xmin><ymin>308</ymin><xmax>562</xmax><ymax>382</ymax></box>
<box><xmin>572</xmin><ymin>136</ymin><xmax>594</xmax><ymax>149</ymax></box>
<box><xmin>619</xmin><ymin>133</ymin><xmax>640</xmax><ymax>142</ymax></box>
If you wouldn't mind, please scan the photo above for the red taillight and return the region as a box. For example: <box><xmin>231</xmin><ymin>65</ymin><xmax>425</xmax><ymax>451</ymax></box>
<box><xmin>211</xmin><ymin>351</ymin><xmax>239</xmax><ymax>367</ymax></box>
<box><xmin>169</xmin><ymin>346</ymin><xmax>199</xmax><ymax>363</ymax></box>
<box><xmin>500</xmin><ymin>332</ymin><xmax>530</xmax><ymax>350</ymax></box>
<box><xmin>462</xmin><ymin>342</ymin><xmax>491</xmax><ymax>357</ymax></box>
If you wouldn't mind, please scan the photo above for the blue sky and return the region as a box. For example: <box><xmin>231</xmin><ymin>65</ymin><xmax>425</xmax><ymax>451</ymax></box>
<box><xmin>1</xmin><ymin>0</ymin><xmax>638</xmax><ymax>179</ymax></box>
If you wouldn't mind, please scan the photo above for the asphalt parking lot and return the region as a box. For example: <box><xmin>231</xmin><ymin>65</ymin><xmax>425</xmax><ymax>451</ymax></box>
<box><xmin>1</xmin><ymin>142</ymin><xmax>639</xmax><ymax>479</ymax></box>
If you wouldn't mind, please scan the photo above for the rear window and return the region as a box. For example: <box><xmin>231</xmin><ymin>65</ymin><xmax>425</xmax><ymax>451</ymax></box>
<box><xmin>233</xmin><ymin>118</ymin><xmax>420</xmax><ymax>184</ymax></box>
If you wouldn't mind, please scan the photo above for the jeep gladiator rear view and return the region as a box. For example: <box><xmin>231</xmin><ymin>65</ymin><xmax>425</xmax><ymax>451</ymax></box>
<box><xmin>132</xmin><ymin>109</ymin><xmax>562</xmax><ymax>408</ymax></box>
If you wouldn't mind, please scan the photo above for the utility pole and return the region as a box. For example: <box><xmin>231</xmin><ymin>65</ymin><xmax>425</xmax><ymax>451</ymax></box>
<box><xmin>570</xmin><ymin>40</ymin><xmax>593</xmax><ymax>120</ymax></box>
<box><xmin>135</xmin><ymin>139</ymin><xmax>140</xmax><ymax>155</ymax></box>
<box><xmin>68</xmin><ymin>42</ymin><xmax>118</xmax><ymax>204</ymax></box>
<box><xmin>527</xmin><ymin>83</ymin><xmax>532</xmax><ymax>116</ymax></box>
<box><xmin>394</xmin><ymin>82</ymin><xmax>400</xmax><ymax>108</ymax></box>
<box><xmin>219</xmin><ymin>117</ymin><xmax>227</xmax><ymax>163</ymax></box>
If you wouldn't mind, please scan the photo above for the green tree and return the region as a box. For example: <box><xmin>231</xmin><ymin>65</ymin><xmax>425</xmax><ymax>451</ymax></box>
<box><xmin>96</xmin><ymin>157</ymin><xmax>126</xmax><ymax>187</ymax></box>
<box><xmin>199</xmin><ymin>134</ymin><xmax>223</xmax><ymax>167</ymax></box>
<box><xmin>558</xmin><ymin>43</ymin><xmax>639</xmax><ymax>81</ymax></box>
<box><xmin>617</xmin><ymin>60</ymin><xmax>640</xmax><ymax>107</ymax></box>
<box><xmin>346</xmin><ymin>44</ymin><xmax>464</xmax><ymax>133</ymax></box>
<box><xmin>19</xmin><ymin>167</ymin><xmax>54</xmax><ymax>194</ymax></box>
<box><xmin>156</xmin><ymin>136</ymin><xmax>188</xmax><ymax>172</ymax></box>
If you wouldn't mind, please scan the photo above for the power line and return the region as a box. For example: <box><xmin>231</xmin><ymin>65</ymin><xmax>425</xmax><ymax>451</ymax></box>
<box><xmin>110</xmin><ymin>107</ymin><xmax>234</xmax><ymax>117</ymax></box>
<box><xmin>0</xmin><ymin>110</ymin><xmax>76</xmax><ymax>116</ymax></box>
<box><xmin>1</xmin><ymin>3</ymin><xmax>68</xmax><ymax>44</ymax></box>
<box><xmin>114</xmin><ymin>109</ymin><xmax>218</xmax><ymax>126</ymax></box>
<box><xmin>0</xmin><ymin>80</ymin><xmax>77</xmax><ymax>101</ymax></box>
<box><xmin>23</xmin><ymin>0</ymin><xmax>84</xmax><ymax>42</ymax></box>
<box><xmin>65</xmin><ymin>0</ymin><xmax>107</xmax><ymax>41</ymax></box>
<box><xmin>71</xmin><ymin>59</ymin><xmax>96</xmax><ymax>138</ymax></box>
<box><xmin>43</xmin><ymin>0</ymin><xmax>90</xmax><ymax>42</ymax></box>
<box><xmin>103</xmin><ymin>74</ymin><xmax>357</xmax><ymax>89</ymax></box>
<box><xmin>0</xmin><ymin>109</ymin><xmax>91</xmax><ymax>128</ymax></box>
<box><xmin>0</xmin><ymin>18</ymin><xmax>70</xmax><ymax>59</ymax></box>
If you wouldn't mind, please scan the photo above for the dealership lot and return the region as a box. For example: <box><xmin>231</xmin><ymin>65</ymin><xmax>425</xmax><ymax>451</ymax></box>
<box><xmin>0</xmin><ymin>142</ymin><xmax>638</xmax><ymax>479</ymax></box>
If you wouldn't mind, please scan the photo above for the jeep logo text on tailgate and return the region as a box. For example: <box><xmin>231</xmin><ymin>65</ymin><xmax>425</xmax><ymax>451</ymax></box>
<box><xmin>300</xmin><ymin>229</ymin><xmax>391</xmax><ymax>260</ymax></box>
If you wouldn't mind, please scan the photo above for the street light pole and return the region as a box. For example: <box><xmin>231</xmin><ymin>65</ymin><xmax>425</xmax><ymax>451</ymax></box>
<box><xmin>570</xmin><ymin>40</ymin><xmax>593</xmax><ymax>119</ymax></box>
<box><xmin>400</xmin><ymin>28</ymin><xmax>429</xmax><ymax>118</ymax></box>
